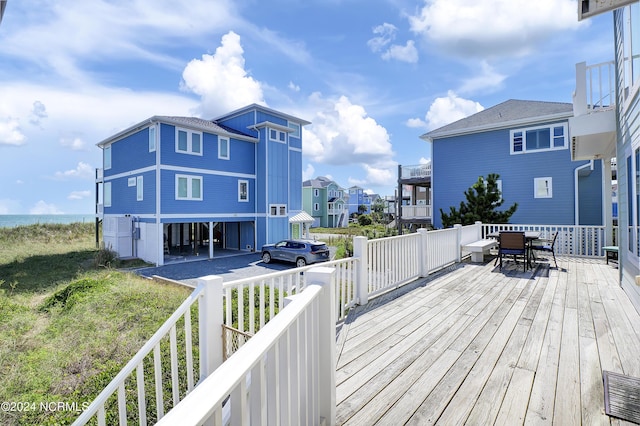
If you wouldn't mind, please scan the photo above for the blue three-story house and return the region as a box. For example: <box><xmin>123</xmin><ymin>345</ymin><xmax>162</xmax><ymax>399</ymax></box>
<box><xmin>97</xmin><ymin>104</ymin><xmax>310</xmax><ymax>266</ymax></box>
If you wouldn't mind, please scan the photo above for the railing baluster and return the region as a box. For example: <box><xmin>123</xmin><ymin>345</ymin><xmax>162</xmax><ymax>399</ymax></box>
<box><xmin>136</xmin><ymin>363</ymin><xmax>147</xmax><ymax>426</ymax></box>
<box><xmin>184</xmin><ymin>309</ymin><xmax>194</xmax><ymax>392</ymax></box>
<box><xmin>249</xmin><ymin>283</ymin><xmax>255</xmax><ymax>335</ymax></box>
<box><xmin>118</xmin><ymin>382</ymin><xmax>126</xmax><ymax>425</ymax></box>
<box><xmin>169</xmin><ymin>325</ymin><xmax>179</xmax><ymax>406</ymax></box>
<box><xmin>153</xmin><ymin>344</ymin><xmax>164</xmax><ymax>420</ymax></box>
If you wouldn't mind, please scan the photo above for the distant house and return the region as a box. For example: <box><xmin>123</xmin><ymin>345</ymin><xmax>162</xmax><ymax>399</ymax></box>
<box><xmin>302</xmin><ymin>176</ymin><xmax>348</xmax><ymax>228</ymax></box>
<box><xmin>421</xmin><ymin>99</ymin><xmax>604</xmax><ymax>229</ymax></box>
<box><xmin>346</xmin><ymin>186</ymin><xmax>371</xmax><ymax>215</ymax></box>
<box><xmin>395</xmin><ymin>163</ymin><xmax>432</xmax><ymax>231</ymax></box>
<box><xmin>96</xmin><ymin>104</ymin><xmax>310</xmax><ymax>266</ymax></box>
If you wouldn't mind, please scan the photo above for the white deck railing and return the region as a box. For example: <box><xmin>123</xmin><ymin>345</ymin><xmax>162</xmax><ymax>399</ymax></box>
<box><xmin>400</xmin><ymin>163</ymin><xmax>432</xmax><ymax>179</ymax></box>
<box><xmin>76</xmin><ymin>221</ymin><xmax>614</xmax><ymax>425</ymax></box>
<box><xmin>401</xmin><ymin>204</ymin><xmax>432</xmax><ymax>219</ymax></box>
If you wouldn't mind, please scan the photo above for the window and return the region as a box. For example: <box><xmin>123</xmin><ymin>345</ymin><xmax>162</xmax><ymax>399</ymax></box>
<box><xmin>269</xmin><ymin>128</ymin><xmax>287</xmax><ymax>143</ymax></box>
<box><xmin>136</xmin><ymin>176</ymin><xmax>143</xmax><ymax>201</ymax></box>
<box><xmin>176</xmin><ymin>128</ymin><xmax>203</xmax><ymax>155</ymax></box>
<box><xmin>270</xmin><ymin>204</ymin><xmax>287</xmax><ymax>216</ymax></box>
<box><xmin>104</xmin><ymin>145</ymin><xmax>112</xmax><ymax>170</ymax></box>
<box><xmin>104</xmin><ymin>182</ymin><xmax>112</xmax><ymax>207</ymax></box>
<box><xmin>219</xmin><ymin>137</ymin><xmax>229</xmax><ymax>160</ymax></box>
<box><xmin>149</xmin><ymin>126</ymin><xmax>156</xmax><ymax>152</ymax></box>
<box><xmin>314</xmin><ymin>189</ymin><xmax>319</xmax><ymax>197</ymax></box>
<box><xmin>510</xmin><ymin>124</ymin><xmax>567</xmax><ymax>154</ymax></box>
<box><xmin>288</xmin><ymin>122</ymin><xmax>300</xmax><ymax>138</ymax></box>
<box><xmin>176</xmin><ymin>175</ymin><xmax>203</xmax><ymax>200</ymax></box>
<box><xmin>314</xmin><ymin>203</ymin><xmax>319</xmax><ymax>211</ymax></box>
<box><xmin>534</xmin><ymin>177</ymin><xmax>553</xmax><ymax>198</ymax></box>
<box><xmin>238</xmin><ymin>180</ymin><xmax>248</xmax><ymax>202</ymax></box>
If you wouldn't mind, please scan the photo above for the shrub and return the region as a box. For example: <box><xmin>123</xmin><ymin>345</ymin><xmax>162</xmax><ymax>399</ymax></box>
<box><xmin>94</xmin><ymin>243</ymin><xmax>118</xmax><ymax>268</ymax></box>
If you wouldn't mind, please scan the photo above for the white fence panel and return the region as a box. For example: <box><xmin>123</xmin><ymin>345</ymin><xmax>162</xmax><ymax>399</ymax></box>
<box><xmin>424</xmin><ymin>227</ymin><xmax>460</xmax><ymax>274</ymax></box>
<box><xmin>367</xmin><ymin>233</ymin><xmax>421</xmax><ymax>298</ymax></box>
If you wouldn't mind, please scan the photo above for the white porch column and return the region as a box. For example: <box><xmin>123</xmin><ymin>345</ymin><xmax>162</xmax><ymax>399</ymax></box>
<box><xmin>305</xmin><ymin>267</ymin><xmax>336</xmax><ymax>426</ymax></box>
<box><xmin>353</xmin><ymin>236</ymin><xmax>369</xmax><ymax>305</ymax></box>
<box><xmin>417</xmin><ymin>228</ymin><xmax>429</xmax><ymax>277</ymax></box>
<box><xmin>198</xmin><ymin>275</ymin><xmax>224</xmax><ymax>379</ymax></box>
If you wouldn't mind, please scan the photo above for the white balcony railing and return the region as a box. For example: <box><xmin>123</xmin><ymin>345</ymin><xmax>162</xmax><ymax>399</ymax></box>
<box><xmin>76</xmin><ymin>222</ymin><xmax>613</xmax><ymax>425</ymax></box>
<box><xmin>574</xmin><ymin>61</ymin><xmax>615</xmax><ymax>116</ymax></box>
<box><xmin>401</xmin><ymin>204</ymin><xmax>432</xmax><ymax>219</ymax></box>
<box><xmin>400</xmin><ymin>163</ymin><xmax>431</xmax><ymax>180</ymax></box>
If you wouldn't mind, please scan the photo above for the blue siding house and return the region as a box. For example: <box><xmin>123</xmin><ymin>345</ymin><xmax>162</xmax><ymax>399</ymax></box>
<box><xmin>97</xmin><ymin>104</ymin><xmax>310</xmax><ymax>265</ymax></box>
<box><xmin>421</xmin><ymin>99</ymin><xmax>604</xmax><ymax>229</ymax></box>
<box><xmin>346</xmin><ymin>186</ymin><xmax>372</xmax><ymax>215</ymax></box>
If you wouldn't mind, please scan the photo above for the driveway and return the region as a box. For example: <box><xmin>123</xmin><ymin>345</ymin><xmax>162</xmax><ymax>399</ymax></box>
<box><xmin>136</xmin><ymin>248</ymin><xmax>336</xmax><ymax>287</ymax></box>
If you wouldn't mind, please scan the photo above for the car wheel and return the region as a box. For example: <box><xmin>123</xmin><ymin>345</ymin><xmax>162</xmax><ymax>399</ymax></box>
<box><xmin>262</xmin><ymin>252</ymin><xmax>272</xmax><ymax>264</ymax></box>
<box><xmin>296</xmin><ymin>258</ymin><xmax>307</xmax><ymax>268</ymax></box>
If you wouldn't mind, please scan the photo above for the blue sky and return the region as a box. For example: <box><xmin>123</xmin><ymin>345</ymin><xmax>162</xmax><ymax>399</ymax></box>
<box><xmin>0</xmin><ymin>0</ymin><xmax>613</xmax><ymax>214</ymax></box>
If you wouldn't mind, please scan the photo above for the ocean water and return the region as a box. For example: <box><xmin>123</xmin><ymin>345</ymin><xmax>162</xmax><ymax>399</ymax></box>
<box><xmin>0</xmin><ymin>214</ymin><xmax>96</xmax><ymax>228</ymax></box>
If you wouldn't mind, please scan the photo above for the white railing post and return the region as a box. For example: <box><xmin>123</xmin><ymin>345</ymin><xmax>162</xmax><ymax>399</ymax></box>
<box><xmin>475</xmin><ymin>221</ymin><xmax>483</xmax><ymax>240</ymax></box>
<box><xmin>454</xmin><ymin>224</ymin><xmax>462</xmax><ymax>262</ymax></box>
<box><xmin>305</xmin><ymin>267</ymin><xmax>337</xmax><ymax>426</ymax></box>
<box><xmin>353</xmin><ymin>236</ymin><xmax>369</xmax><ymax>305</ymax></box>
<box><xmin>417</xmin><ymin>228</ymin><xmax>429</xmax><ymax>277</ymax></box>
<box><xmin>198</xmin><ymin>275</ymin><xmax>223</xmax><ymax>380</ymax></box>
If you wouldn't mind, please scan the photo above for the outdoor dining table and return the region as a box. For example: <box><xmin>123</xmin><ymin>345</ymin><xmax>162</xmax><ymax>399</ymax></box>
<box><xmin>487</xmin><ymin>231</ymin><xmax>542</xmax><ymax>268</ymax></box>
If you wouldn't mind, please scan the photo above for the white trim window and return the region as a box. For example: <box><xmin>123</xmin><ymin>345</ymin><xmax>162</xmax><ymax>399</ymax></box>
<box><xmin>219</xmin><ymin>137</ymin><xmax>230</xmax><ymax>160</ymax></box>
<box><xmin>176</xmin><ymin>128</ymin><xmax>202</xmax><ymax>155</ymax></box>
<box><xmin>176</xmin><ymin>175</ymin><xmax>203</xmax><ymax>200</ymax></box>
<box><xmin>104</xmin><ymin>182</ymin><xmax>112</xmax><ymax>207</ymax></box>
<box><xmin>269</xmin><ymin>128</ymin><xmax>287</xmax><ymax>143</ymax></box>
<box><xmin>534</xmin><ymin>177</ymin><xmax>553</xmax><ymax>198</ymax></box>
<box><xmin>238</xmin><ymin>179</ymin><xmax>249</xmax><ymax>202</ymax></box>
<box><xmin>149</xmin><ymin>126</ymin><xmax>156</xmax><ymax>152</ymax></box>
<box><xmin>136</xmin><ymin>176</ymin><xmax>143</xmax><ymax>201</ymax></box>
<box><xmin>288</xmin><ymin>122</ymin><xmax>300</xmax><ymax>138</ymax></box>
<box><xmin>104</xmin><ymin>145</ymin><xmax>112</xmax><ymax>170</ymax></box>
<box><xmin>510</xmin><ymin>123</ymin><xmax>568</xmax><ymax>154</ymax></box>
<box><xmin>270</xmin><ymin>204</ymin><xmax>287</xmax><ymax>216</ymax></box>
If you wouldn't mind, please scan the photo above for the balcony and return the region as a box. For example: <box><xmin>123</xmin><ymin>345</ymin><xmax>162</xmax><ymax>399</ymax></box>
<box><xmin>77</xmin><ymin>223</ymin><xmax>639</xmax><ymax>425</ymax></box>
<box><xmin>569</xmin><ymin>61</ymin><xmax>617</xmax><ymax>161</ymax></box>
<box><xmin>401</xmin><ymin>204</ymin><xmax>432</xmax><ymax>219</ymax></box>
<box><xmin>399</xmin><ymin>163</ymin><xmax>432</xmax><ymax>185</ymax></box>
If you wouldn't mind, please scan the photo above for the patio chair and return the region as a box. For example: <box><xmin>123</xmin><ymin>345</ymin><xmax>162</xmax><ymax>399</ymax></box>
<box><xmin>498</xmin><ymin>231</ymin><xmax>527</xmax><ymax>271</ymax></box>
<box><xmin>531</xmin><ymin>232</ymin><xmax>558</xmax><ymax>268</ymax></box>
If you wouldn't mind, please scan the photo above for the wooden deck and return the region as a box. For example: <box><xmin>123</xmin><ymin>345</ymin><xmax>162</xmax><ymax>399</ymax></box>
<box><xmin>335</xmin><ymin>256</ymin><xmax>640</xmax><ymax>425</ymax></box>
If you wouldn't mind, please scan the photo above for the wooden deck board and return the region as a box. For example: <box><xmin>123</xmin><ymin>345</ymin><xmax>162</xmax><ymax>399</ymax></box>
<box><xmin>336</xmin><ymin>257</ymin><xmax>640</xmax><ymax>425</ymax></box>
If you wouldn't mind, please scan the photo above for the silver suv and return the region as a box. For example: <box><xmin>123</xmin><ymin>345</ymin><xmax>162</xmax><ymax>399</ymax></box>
<box><xmin>261</xmin><ymin>239</ymin><xmax>330</xmax><ymax>267</ymax></box>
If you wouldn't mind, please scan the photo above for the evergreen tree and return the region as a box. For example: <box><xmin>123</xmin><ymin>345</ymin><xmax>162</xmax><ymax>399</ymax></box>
<box><xmin>440</xmin><ymin>173</ymin><xmax>518</xmax><ymax>228</ymax></box>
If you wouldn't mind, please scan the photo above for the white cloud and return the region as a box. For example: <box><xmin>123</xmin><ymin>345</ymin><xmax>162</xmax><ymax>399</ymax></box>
<box><xmin>181</xmin><ymin>31</ymin><xmax>265</xmax><ymax>118</ymax></box>
<box><xmin>458</xmin><ymin>62</ymin><xmax>507</xmax><ymax>94</ymax></box>
<box><xmin>409</xmin><ymin>0</ymin><xmax>583</xmax><ymax>58</ymax></box>
<box><xmin>60</xmin><ymin>137</ymin><xmax>86</xmax><ymax>151</ymax></box>
<box><xmin>30</xmin><ymin>200</ymin><xmax>64</xmax><ymax>214</ymax></box>
<box><xmin>419</xmin><ymin>157</ymin><xmax>430</xmax><ymax>165</ymax></box>
<box><xmin>381</xmin><ymin>40</ymin><xmax>418</xmax><ymax>64</ymax></box>
<box><xmin>29</xmin><ymin>101</ymin><xmax>48</xmax><ymax>127</ymax></box>
<box><xmin>363</xmin><ymin>165</ymin><xmax>395</xmax><ymax>186</ymax></box>
<box><xmin>302</xmin><ymin>164</ymin><xmax>315</xmax><ymax>181</ymax></box>
<box><xmin>288</xmin><ymin>81</ymin><xmax>300</xmax><ymax>92</ymax></box>
<box><xmin>54</xmin><ymin>162</ymin><xmax>95</xmax><ymax>180</ymax></box>
<box><xmin>0</xmin><ymin>117</ymin><xmax>26</xmax><ymax>146</ymax></box>
<box><xmin>304</xmin><ymin>94</ymin><xmax>394</xmax><ymax>165</ymax></box>
<box><xmin>368</xmin><ymin>23</ymin><xmax>418</xmax><ymax>63</ymax></box>
<box><xmin>420</xmin><ymin>91</ymin><xmax>484</xmax><ymax>130</ymax></box>
<box><xmin>0</xmin><ymin>199</ymin><xmax>21</xmax><ymax>214</ymax></box>
<box><xmin>405</xmin><ymin>117</ymin><xmax>427</xmax><ymax>129</ymax></box>
<box><xmin>68</xmin><ymin>190</ymin><xmax>92</xmax><ymax>200</ymax></box>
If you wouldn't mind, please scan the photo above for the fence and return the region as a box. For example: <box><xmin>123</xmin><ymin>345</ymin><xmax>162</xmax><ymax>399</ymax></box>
<box><xmin>76</xmin><ymin>221</ymin><xmax>611</xmax><ymax>425</ymax></box>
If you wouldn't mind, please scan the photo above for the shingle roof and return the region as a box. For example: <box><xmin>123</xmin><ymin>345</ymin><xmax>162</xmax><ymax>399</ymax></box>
<box><xmin>303</xmin><ymin>176</ymin><xmax>336</xmax><ymax>188</ymax></box>
<box><xmin>421</xmin><ymin>99</ymin><xmax>573</xmax><ymax>141</ymax></box>
<box><xmin>156</xmin><ymin>116</ymin><xmax>256</xmax><ymax>139</ymax></box>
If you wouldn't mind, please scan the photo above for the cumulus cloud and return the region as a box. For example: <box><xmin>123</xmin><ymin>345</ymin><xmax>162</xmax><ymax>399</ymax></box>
<box><xmin>458</xmin><ymin>62</ymin><xmax>507</xmax><ymax>94</ymax></box>
<box><xmin>368</xmin><ymin>23</ymin><xmax>418</xmax><ymax>63</ymax></box>
<box><xmin>410</xmin><ymin>91</ymin><xmax>484</xmax><ymax>131</ymax></box>
<box><xmin>67</xmin><ymin>190</ymin><xmax>92</xmax><ymax>200</ymax></box>
<box><xmin>288</xmin><ymin>81</ymin><xmax>300</xmax><ymax>92</ymax></box>
<box><xmin>29</xmin><ymin>101</ymin><xmax>48</xmax><ymax>127</ymax></box>
<box><xmin>409</xmin><ymin>0</ymin><xmax>583</xmax><ymax>58</ymax></box>
<box><xmin>0</xmin><ymin>117</ymin><xmax>26</xmax><ymax>146</ymax></box>
<box><xmin>302</xmin><ymin>163</ymin><xmax>315</xmax><ymax>181</ymax></box>
<box><xmin>53</xmin><ymin>162</ymin><xmax>94</xmax><ymax>180</ymax></box>
<box><xmin>181</xmin><ymin>31</ymin><xmax>265</xmax><ymax>118</ymax></box>
<box><xmin>304</xmin><ymin>94</ymin><xmax>394</xmax><ymax>165</ymax></box>
<box><xmin>60</xmin><ymin>136</ymin><xmax>87</xmax><ymax>151</ymax></box>
<box><xmin>30</xmin><ymin>200</ymin><xmax>64</xmax><ymax>214</ymax></box>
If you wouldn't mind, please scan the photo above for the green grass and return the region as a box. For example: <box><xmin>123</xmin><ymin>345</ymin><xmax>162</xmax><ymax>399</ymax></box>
<box><xmin>0</xmin><ymin>223</ymin><xmax>191</xmax><ymax>425</ymax></box>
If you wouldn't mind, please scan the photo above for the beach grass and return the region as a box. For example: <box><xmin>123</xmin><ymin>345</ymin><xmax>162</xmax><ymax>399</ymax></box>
<box><xmin>0</xmin><ymin>223</ymin><xmax>191</xmax><ymax>425</ymax></box>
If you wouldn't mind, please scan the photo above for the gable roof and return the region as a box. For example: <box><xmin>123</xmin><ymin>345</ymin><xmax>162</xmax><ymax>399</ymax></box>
<box><xmin>303</xmin><ymin>176</ymin><xmax>342</xmax><ymax>189</ymax></box>
<box><xmin>213</xmin><ymin>103</ymin><xmax>311</xmax><ymax>126</ymax></box>
<box><xmin>420</xmin><ymin>99</ymin><xmax>573</xmax><ymax>142</ymax></box>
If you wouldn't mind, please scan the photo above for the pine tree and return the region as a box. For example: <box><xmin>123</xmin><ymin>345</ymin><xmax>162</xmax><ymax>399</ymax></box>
<box><xmin>440</xmin><ymin>173</ymin><xmax>518</xmax><ymax>228</ymax></box>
